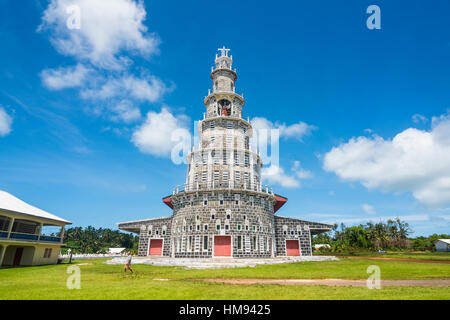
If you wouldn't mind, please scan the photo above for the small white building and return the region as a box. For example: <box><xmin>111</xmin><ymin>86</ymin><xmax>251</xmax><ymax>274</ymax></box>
<box><xmin>434</xmin><ymin>239</ymin><xmax>450</xmax><ymax>252</ymax></box>
<box><xmin>314</xmin><ymin>244</ymin><xmax>331</xmax><ymax>250</ymax></box>
<box><xmin>108</xmin><ymin>248</ymin><xmax>127</xmax><ymax>255</ymax></box>
<box><xmin>0</xmin><ymin>190</ymin><xmax>71</xmax><ymax>267</ymax></box>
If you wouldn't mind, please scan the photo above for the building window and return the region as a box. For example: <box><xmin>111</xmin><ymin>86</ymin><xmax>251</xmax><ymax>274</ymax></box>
<box><xmin>252</xmin><ymin>225</ymin><xmax>257</xmax><ymax>232</ymax></box>
<box><xmin>243</xmin><ymin>215</ymin><xmax>247</xmax><ymax>221</ymax></box>
<box><xmin>188</xmin><ymin>236</ymin><xmax>193</xmax><ymax>251</ymax></box>
<box><xmin>227</xmin><ymin>135</ymin><xmax>233</xmax><ymax>146</ymax></box>
<box><xmin>252</xmin><ymin>236</ymin><xmax>257</xmax><ymax>251</ymax></box>
<box><xmin>214</xmin><ymin>171</ymin><xmax>219</xmax><ymax>186</ymax></box>
<box><xmin>155</xmin><ymin>230</ymin><xmax>159</xmax><ymax>235</ymax></box>
<box><xmin>162</xmin><ymin>230</ymin><xmax>166</xmax><ymax>235</ymax></box>
<box><xmin>203</xmin><ymin>236</ymin><xmax>208</xmax><ymax>250</ymax></box>
<box><xmin>226</xmin><ymin>214</ymin><xmax>231</xmax><ymax>220</ymax></box>
<box><xmin>189</xmin><ymin>225</ymin><xmax>193</xmax><ymax>231</ymax></box>
<box><xmin>204</xmin><ymin>224</ymin><xmax>208</xmax><ymax>231</ymax></box>
<box><xmin>223</xmin><ymin>152</ymin><xmax>228</xmax><ymax>165</ymax></box>
<box><xmin>204</xmin><ymin>200</ymin><xmax>208</xmax><ymax>206</ymax></box>
<box><xmin>216</xmin><ymin>224</ymin><xmax>221</xmax><ymax>231</ymax></box>
<box><xmin>196</xmin><ymin>225</ymin><xmax>200</xmax><ymax>231</ymax></box>
<box><xmin>237</xmin><ymin>225</ymin><xmax>242</xmax><ymax>231</ymax></box>
<box><xmin>237</xmin><ymin>235</ymin><xmax>242</xmax><ymax>250</ymax></box>
<box><xmin>245</xmin><ymin>225</ymin><xmax>249</xmax><ymax>231</ymax></box>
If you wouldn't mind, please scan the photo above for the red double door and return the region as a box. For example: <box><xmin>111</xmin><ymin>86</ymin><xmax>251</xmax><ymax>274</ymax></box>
<box><xmin>149</xmin><ymin>239</ymin><xmax>163</xmax><ymax>255</ymax></box>
<box><xmin>214</xmin><ymin>236</ymin><xmax>231</xmax><ymax>257</ymax></box>
<box><xmin>286</xmin><ymin>240</ymin><xmax>300</xmax><ymax>256</ymax></box>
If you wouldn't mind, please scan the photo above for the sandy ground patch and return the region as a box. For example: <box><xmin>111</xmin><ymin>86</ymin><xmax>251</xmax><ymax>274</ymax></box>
<box><xmin>342</xmin><ymin>256</ymin><xmax>450</xmax><ymax>264</ymax></box>
<box><xmin>204</xmin><ymin>278</ymin><xmax>450</xmax><ymax>287</ymax></box>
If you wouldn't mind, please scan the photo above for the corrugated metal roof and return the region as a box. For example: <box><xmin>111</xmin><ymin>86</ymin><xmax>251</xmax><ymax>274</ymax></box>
<box><xmin>0</xmin><ymin>190</ymin><xmax>71</xmax><ymax>224</ymax></box>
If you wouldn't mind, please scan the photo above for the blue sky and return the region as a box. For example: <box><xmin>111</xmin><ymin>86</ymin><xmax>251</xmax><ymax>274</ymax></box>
<box><xmin>0</xmin><ymin>0</ymin><xmax>449</xmax><ymax>236</ymax></box>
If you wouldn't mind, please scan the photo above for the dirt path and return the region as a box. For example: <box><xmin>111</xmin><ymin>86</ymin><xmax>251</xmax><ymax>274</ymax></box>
<box><xmin>204</xmin><ymin>278</ymin><xmax>450</xmax><ymax>287</ymax></box>
<box><xmin>341</xmin><ymin>256</ymin><xmax>450</xmax><ymax>264</ymax></box>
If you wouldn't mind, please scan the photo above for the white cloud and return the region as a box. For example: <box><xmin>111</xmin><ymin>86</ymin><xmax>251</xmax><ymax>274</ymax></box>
<box><xmin>110</xmin><ymin>100</ymin><xmax>141</xmax><ymax>123</ymax></box>
<box><xmin>81</xmin><ymin>74</ymin><xmax>166</xmax><ymax>103</ymax></box>
<box><xmin>40</xmin><ymin>64</ymin><xmax>90</xmax><ymax>90</ymax></box>
<box><xmin>38</xmin><ymin>0</ymin><xmax>168</xmax><ymax>126</ymax></box>
<box><xmin>362</xmin><ymin>204</ymin><xmax>376</xmax><ymax>215</ymax></box>
<box><xmin>292</xmin><ymin>160</ymin><xmax>313</xmax><ymax>179</ymax></box>
<box><xmin>324</xmin><ymin>112</ymin><xmax>450</xmax><ymax>207</ymax></box>
<box><xmin>38</xmin><ymin>0</ymin><xmax>159</xmax><ymax>70</ymax></box>
<box><xmin>251</xmin><ymin>117</ymin><xmax>316</xmax><ymax>141</ymax></box>
<box><xmin>262</xmin><ymin>164</ymin><xmax>300</xmax><ymax>188</ymax></box>
<box><xmin>131</xmin><ymin>108</ymin><xmax>190</xmax><ymax>157</ymax></box>
<box><xmin>262</xmin><ymin>161</ymin><xmax>312</xmax><ymax>188</ymax></box>
<box><xmin>412</xmin><ymin>113</ymin><xmax>428</xmax><ymax>124</ymax></box>
<box><xmin>0</xmin><ymin>107</ymin><xmax>13</xmax><ymax>136</ymax></box>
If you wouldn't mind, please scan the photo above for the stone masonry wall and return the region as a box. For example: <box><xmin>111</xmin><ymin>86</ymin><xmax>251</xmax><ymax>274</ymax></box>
<box><xmin>274</xmin><ymin>216</ymin><xmax>333</xmax><ymax>256</ymax></box>
<box><xmin>170</xmin><ymin>191</ymin><xmax>276</xmax><ymax>258</ymax></box>
<box><xmin>127</xmin><ymin>217</ymin><xmax>173</xmax><ymax>257</ymax></box>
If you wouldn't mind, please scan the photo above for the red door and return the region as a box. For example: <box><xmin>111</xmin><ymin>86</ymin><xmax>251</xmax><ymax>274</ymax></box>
<box><xmin>214</xmin><ymin>236</ymin><xmax>231</xmax><ymax>256</ymax></box>
<box><xmin>13</xmin><ymin>248</ymin><xmax>23</xmax><ymax>266</ymax></box>
<box><xmin>149</xmin><ymin>239</ymin><xmax>163</xmax><ymax>255</ymax></box>
<box><xmin>286</xmin><ymin>240</ymin><xmax>300</xmax><ymax>256</ymax></box>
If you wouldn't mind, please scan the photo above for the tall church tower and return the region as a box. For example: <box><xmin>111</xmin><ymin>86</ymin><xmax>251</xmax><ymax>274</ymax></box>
<box><xmin>185</xmin><ymin>47</ymin><xmax>262</xmax><ymax>193</ymax></box>
<box><xmin>118</xmin><ymin>48</ymin><xmax>333</xmax><ymax>259</ymax></box>
<box><xmin>168</xmin><ymin>48</ymin><xmax>284</xmax><ymax>258</ymax></box>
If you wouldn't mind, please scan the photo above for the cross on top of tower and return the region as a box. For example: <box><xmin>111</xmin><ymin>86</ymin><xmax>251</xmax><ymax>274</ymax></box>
<box><xmin>218</xmin><ymin>46</ymin><xmax>230</xmax><ymax>57</ymax></box>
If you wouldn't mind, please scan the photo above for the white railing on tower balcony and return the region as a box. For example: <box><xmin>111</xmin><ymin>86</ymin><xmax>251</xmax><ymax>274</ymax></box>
<box><xmin>172</xmin><ymin>181</ymin><xmax>274</xmax><ymax>196</ymax></box>
<box><xmin>211</xmin><ymin>65</ymin><xmax>237</xmax><ymax>73</ymax></box>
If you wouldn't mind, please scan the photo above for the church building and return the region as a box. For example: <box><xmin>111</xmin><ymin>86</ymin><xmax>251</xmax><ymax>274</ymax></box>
<box><xmin>118</xmin><ymin>48</ymin><xmax>332</xmax><ymax>258</ymax></box>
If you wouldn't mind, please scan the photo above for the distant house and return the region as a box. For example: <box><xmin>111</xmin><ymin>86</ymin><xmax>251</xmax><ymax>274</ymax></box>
<box><xmin>434</xmin><ymin>239</ymin><xmax>450</xmax><ymax>252</ymax></box>
<box><xmin>314</xmin><ymin>244</ymin><xmax>331</xmax><ymax>251</ymax></box>
<box><xmin>108</xmin><ymin>248</ymin><xmax>127</xmax><ymax>255</ymax></box>
<box><xmin>0</xmin><ymin>191</ymin><xmax>71</xmax><ymax>267</ymax></box>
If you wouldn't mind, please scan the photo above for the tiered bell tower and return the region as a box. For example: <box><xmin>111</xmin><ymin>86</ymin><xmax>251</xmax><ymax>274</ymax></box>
<box><xmin>185</xmin><ymin>47</ymin><xmax>261</xmax><ymax>192</ymax></box>
<box><xmin>205</xmin><ymin>46</ymin><xmax>244</xmax><ymax>119</ymax></box>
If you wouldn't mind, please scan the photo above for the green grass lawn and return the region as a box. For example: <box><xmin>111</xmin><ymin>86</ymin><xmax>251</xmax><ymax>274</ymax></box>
<box><xmin>0</xmin><ymin>257</ymin><xmax>449</xmax><ymax>300</ymax></box>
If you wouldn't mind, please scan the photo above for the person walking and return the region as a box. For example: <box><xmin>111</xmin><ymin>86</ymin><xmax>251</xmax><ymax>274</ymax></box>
<box><xmin>124</xmin><ymin>252</ymin><xmax>134</xmax><ymax>274</ymax></box>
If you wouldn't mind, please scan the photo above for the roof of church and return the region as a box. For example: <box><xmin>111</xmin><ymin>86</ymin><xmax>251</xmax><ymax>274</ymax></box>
<box><xmin>0</xmin><ymin>190</ymin><xmax>71</xmax><ymax>224</ymax></box>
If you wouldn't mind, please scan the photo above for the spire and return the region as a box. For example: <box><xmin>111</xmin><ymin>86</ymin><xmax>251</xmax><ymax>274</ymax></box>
<box><xmin>214</xmin><ymin>46</ymin><xmax>233</xmax><ymax>71</ymax></box>
<box><xmin>217</xmin><ymin>46</ymin><xmax>230</xmax><ymax>57</ymax></box>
